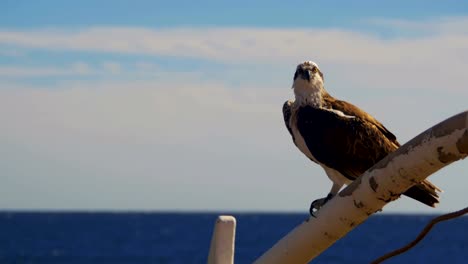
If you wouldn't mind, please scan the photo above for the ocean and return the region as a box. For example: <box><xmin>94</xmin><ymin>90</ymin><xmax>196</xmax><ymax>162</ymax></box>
<box><xmin>0</xmin><ymin>212</ymin><xmax>466</xmax><ymax>264</ymax></box>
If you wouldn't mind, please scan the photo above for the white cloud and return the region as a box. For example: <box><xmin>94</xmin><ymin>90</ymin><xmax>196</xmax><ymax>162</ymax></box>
<box><xmin>134</xmin><ymin>61</ymin><xmax>160</xmax><ymax>72</ymax></box>
<box><xmin>0</xmin><ymin>48</ymin><xmax>25</xmax><ymax>57</ymax></box>
<box><xmin>1</xmin><ymin>17</ymin><xmax>468</xmax><ymax>67</ymax></box>
<box><xmin>0</xmin><ymin>62</ymin><xmax>93</xmax><ymax>77</ymax></box>
<box><xmin>368</xmin><ymin>16</ymin><xmax>468</xmax><ymax>35</ymax></box>
<box><xmin>1</xmin><ymin>61</ymin><xmax>126</xmax><ymax>78</ymax></box>
<box><xmin>1</xmin><ymin>18</ymin><xmax>467</xmax><ymax>94</ymax></box>
<box><xmin>72</xmin><ymin>61</ymin><xmax>92</xmax><ymax>74</ymax></box>
<box><xmin>102</xmin><ymin>61</ymin><xmax>122</xmax><ymax>74</ymax></box>
<box><xmin>0</xmin><ymin>78</ymin><xmax>283</xmax><ymax>145</ymax></box>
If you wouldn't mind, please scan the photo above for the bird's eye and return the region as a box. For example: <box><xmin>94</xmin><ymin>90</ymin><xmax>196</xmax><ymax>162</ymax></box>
<box><xmin>311</xmin><ymin>67</ymin><xmax>318</xmax><ymax>73</ymax></box>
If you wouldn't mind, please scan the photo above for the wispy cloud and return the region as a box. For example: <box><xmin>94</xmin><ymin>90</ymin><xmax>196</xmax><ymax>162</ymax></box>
<box><xmin>101</xmin><ymin>61</ymin><xmax>122</xmax><ymax>74</ymax></box>
<box><xmin>1</xmin><ymin>16</ymin><xmax>468</xmax><ymax>67</ymax></box>
<box><xmin>0</xmin><ymin>61</ymin><xmax>161</xmax><ymax>78</ymax></box>
<box><xmin>0</xmin><ymin>78</ymin><xmax>284</xmax><ymax>150</ymax></box>
<box><xmin>0</xmin><ymin>62</ymin><xmax>92</xmax><ymax>77</ymax></box>
<box><xmin>0</xmin><ymin>47</ymin><xmax>26</xmax><ymax>57</ymax></box>
<box><xmin>368</xmin><ymin>16</ymin><xmax>468</xmax><ymax>35</ymax></box>
<box><xmin>1</xmin><ymin>16</ymin><xmax>467</xmax><ymax>143</ymax></box>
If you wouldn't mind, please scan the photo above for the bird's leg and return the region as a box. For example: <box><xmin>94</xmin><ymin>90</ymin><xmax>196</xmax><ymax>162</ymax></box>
<box><xmin>309</xmin><ymin>183</ymin><xmax>343</xmax><ymax>217</ymax></box>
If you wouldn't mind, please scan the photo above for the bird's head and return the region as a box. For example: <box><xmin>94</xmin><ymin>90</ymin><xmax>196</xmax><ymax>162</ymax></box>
<box><xmin>292</xmin><ymin>61</ymin><xmax>325</xmax><ymax>106</ymax></box>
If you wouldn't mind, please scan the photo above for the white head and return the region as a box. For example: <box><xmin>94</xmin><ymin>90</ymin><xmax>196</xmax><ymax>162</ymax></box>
<box><xmin>292</xmin><ymin>61</ymin><xmax>325</xmax><ymax>107</ymax></box>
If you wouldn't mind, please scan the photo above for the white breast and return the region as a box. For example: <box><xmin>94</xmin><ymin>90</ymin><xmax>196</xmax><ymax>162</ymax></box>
<box><xmin>290</xmin><ymin>116</ymin><xmax>319</xmax><ymax>164</ymax></box>
<box><xmin>290</xmin><ymin>111</ymin><xmax>352</xmax><ymax>186</ymax></box>
<box><xmin>323</xmin><ymin>166</ymin><xmax>352</xmax><ymax>186</ymax></box>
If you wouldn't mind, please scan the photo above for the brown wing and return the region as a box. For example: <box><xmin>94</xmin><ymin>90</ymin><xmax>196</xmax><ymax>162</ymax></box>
<box><xmin>296</xmin><ymin>105</ymin><xmax>398</xmax><ymax>179</ymax></box>
<box><xmin>296</xmin><ymin>102</ymin><xmax>440</xmax><ymax>207</ymax></box>
<box><xmin>323</xmin><ymin>94</ymin><xmax>400</xmax><ymax>148</ymax></box>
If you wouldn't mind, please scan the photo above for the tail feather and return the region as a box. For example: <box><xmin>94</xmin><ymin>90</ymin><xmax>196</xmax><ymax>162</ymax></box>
<box><xmin>403</xmin><ymin>180</ymin><xmax>442</xmax><ymax>207</ymax></box>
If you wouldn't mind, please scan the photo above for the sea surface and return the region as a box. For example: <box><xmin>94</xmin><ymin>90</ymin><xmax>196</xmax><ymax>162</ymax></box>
<box><xmin>0</xmin><ymin>212</ymin><xmax>467</xmax><ymax>264</ymax></box>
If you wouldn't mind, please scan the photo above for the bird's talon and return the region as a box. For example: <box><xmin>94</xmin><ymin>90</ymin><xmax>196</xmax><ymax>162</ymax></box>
<box><xmin>309</xmin><ymin>194</ymin><xmax>335</xmax><ymax>217</ymax></box>
<box><xmin>310</xmin><ymin>211</ymin><xmax>317</xmax><ymax>218</ymax></box>
<box><xmin>309</xmin><ymin>200</ymin><xmax>323</xmax><ymax>217</ymax></box>
<box><xmin>309</xmin><ymin>205</ymin><xmax>316</xmax><ymax>217</ymax></box>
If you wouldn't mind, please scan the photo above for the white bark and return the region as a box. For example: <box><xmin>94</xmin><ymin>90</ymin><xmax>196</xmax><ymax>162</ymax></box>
<box><xmin>254</xmin><ymin>110</ymin><xmax>468</xmax><ymax>264</ymax></box>
<box><xmin>207</xmin><ymin>215</ymin><xmax>236</xmax><ymax>264</ymax></box>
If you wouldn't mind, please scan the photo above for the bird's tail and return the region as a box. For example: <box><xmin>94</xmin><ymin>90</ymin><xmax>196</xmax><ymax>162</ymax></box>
<box><xmin>403</xmin><ymin>180</ymin><xmax>442</xmax><ymax>207</ymax></box>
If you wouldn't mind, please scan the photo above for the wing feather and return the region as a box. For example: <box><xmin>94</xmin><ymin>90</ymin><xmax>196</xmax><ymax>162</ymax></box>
<box><xmin>282</xmin><ymin>100</ymin><xmax>294</xmax><ymax>139</ymax></box>
<box><xmin>296</xmin><ymin>105</ymin><xmax>398</xmax><ymax>179</ymax></box>
<box><xmin>324</xmin><ymin>95</ymin><xmax>400</xmax><ymax>148</ymax></box>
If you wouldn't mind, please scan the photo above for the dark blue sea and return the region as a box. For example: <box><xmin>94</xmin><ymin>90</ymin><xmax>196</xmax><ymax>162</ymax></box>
<box><xmin>0</xmin><ymin>212</ymin><xmax>467</xmax><ymax>264</ymax></box>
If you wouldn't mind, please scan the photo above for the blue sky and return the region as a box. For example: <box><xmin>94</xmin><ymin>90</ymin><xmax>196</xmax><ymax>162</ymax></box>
<box><xmin>1</xmin><ymin>1</ymin><xmax>467</xmax><ymax>213</ymax></box>
<box><xmin>3</xmin><ymin>1</ymin><xmax>468</xmax><ymax>28</ymax></box>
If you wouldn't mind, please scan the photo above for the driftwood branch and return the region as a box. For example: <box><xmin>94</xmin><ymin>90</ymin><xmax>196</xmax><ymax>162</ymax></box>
<box><xmin>254</xmin><ymin>111</ymin><xmax>468</xmax><ymax>264</ymax></box>
<box><xmin>371</xmin><ymin>206</ymin><xmax>468</xmax><ymax>264</ymax></box>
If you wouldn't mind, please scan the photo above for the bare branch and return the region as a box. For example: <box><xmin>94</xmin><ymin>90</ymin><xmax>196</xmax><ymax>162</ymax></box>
<box><xmin>371</xmin><ymin>207</ymin><xmax>468</xmax><ymax>264</ymax></box>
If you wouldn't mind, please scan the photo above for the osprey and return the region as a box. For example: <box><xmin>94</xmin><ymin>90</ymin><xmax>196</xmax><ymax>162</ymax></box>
<box><xmin>283</xmin><ymin>61</ymin><xmax>441</xmax><ymax>216</ymax></box>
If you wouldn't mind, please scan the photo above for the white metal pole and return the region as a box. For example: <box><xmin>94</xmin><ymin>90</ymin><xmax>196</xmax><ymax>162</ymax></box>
<box><xmin>207</xmin><ymin>215</ymin><xmax>236</xmax><ymax>264</ymax></box>
<box><xmin>254</xmin><ymin>110</ymin><xmax>468</xmax><ymax>264</ymax></box>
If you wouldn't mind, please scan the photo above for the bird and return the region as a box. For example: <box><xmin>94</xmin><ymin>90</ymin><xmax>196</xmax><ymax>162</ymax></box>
<box><xmin>282</xmin><ymin>61</ymin><xmax>441</xmax><ymax>216</ymax></box>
